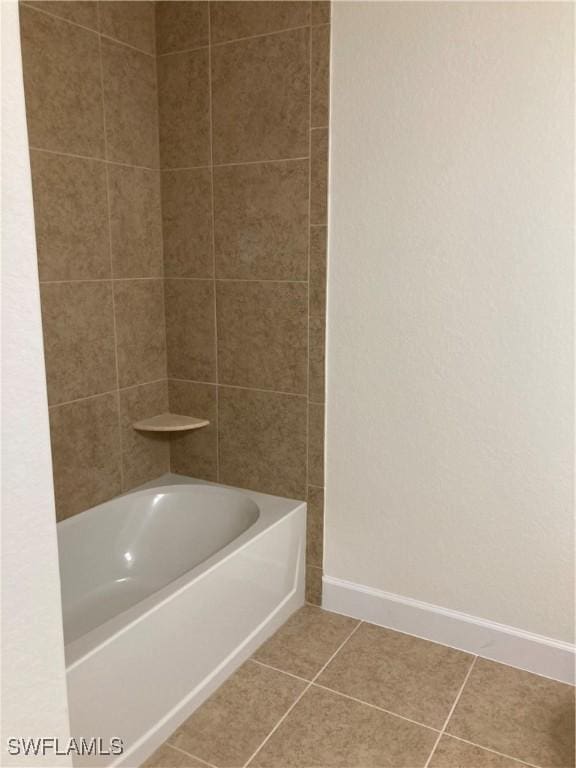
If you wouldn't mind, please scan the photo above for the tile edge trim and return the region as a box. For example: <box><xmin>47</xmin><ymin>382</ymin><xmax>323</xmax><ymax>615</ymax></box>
<box><xmin>322</xmin><ymin>575</ymin><xmax>575</xmax><ymax>685</ymax></box>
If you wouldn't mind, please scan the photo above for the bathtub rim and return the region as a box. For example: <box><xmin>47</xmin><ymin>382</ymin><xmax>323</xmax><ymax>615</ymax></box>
<box><xmin>61</xmin><ymin>474</ymin><xmax>306</xmax><ymax>670</ymax></box>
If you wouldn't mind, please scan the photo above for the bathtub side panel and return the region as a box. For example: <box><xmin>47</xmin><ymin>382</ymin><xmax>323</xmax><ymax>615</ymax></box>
<box><xmin>66</xmin><ymin>508</ymin><xmax>305</xmax><ymax>767</ymax></box>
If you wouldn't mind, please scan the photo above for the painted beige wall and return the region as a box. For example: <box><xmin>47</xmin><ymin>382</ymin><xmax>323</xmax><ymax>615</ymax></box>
<box><xmin>1</xmin><ymin>2</ymin><xmax>71</xmax><ymax>762</ymax></box>
<box><xmin>325</xmin><ymin>2</ymin><xmax>574</xmax><ymax>642</ymax></box>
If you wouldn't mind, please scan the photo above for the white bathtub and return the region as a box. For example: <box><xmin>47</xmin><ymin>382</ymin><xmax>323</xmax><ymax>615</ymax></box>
<box><xmin>58</xmin><ymin>474</ymin><xmax>306</xmax><ymax>767</ymax></box>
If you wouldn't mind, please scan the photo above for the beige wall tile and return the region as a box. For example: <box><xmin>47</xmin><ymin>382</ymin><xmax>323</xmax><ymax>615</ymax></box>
<box><xmin>318</xmin><ymin>623</ymin><xmax>473</xmax><ymax>729</ymax></box>
<box><xmin>155</xmin><ymin>1</ymin><xmax>209</xmax><ymax>55</ymax></box>
<box><xmin>30</xmin><ymin>151</ymin><xmax>110</xmax><ymax>281</ymax></box>
<box><xmin>306</xmin><ymin>485</ymin><xmax>324</xmax><ymax>567</ymax></box>
<box><xmin>429</xmin><ymin>737</ymin><xmax>531</xmax><ymax>768</ymax></box>
<box><xmin>108</xmin><ymin>165</ymin><xmax>163</xmax><ymax>278</ymax></box>
<box><xmin>120</xmin><ymin>381</ymin><xmax>170</xmax><ymax>491</ymax></box>
<box><xmin>114</xmin><ymin>279</ymin><xmax>167</xmax><ymax>387</ymax></box>
<box><xmin>305</xmin><ymin>565</ymin><xmax>322</xmax><ymax>605</ymax></box>
<box><xmin>23</xmin><ymin>1</ymin><xmax>99</xmax><ymax>29</ymax></box>
<box><xmin>40</xmin><ymin>282</ymin><xmax>117</xmax><ymax>405</ymax></box>
<box><xmin>253</xmin><ymin>605</ymin><xmax>357</xmax><ymax>680</ymax></box>
<box><xmin>310</xmin><ymin>128</ymin><xmax>328</xmax><ymax>225</ymax></box>
<box><xmin>308</xmin><ymin>402</ymin><xmax>324</xmax><ymax>486</ymax></box>
<box><xmin>99</xmin><ymin>1</ymin><xmax>155</xmax><ymax>54</ymax></box>
<box><xmin>311</xmin><ymin>1</ymin><xmax>330</xmax><ymax>25</ymax></box>
<box><xmin>250</xmin><ymin>685</ymin><xmax>437</xmax><ymax>767</ymax></box>
<box><xmin>210</xmin><ymin>1</ymin><xmax>310</xmax><ymax>44</ymax></box>
<box><xmin>217</xmin><ymin>281</ymin><xmax>308</xmax><ymax>393</ymax></box>
<box><xmin>49</xmin><ymin>392</ymin><xmax>122</xmax><ymax>520</ymax></box>
<box><xmin>447</xmin><ymin>659</ymin><xmax>575</xmax><ymax>768</ymax></box>
<box><xmin>169</xmin><ymin>661</ymin><xmax>306</xmax><ymax>766</ymax></box>
<box><xmin>168</xmin><ymin>380</ymin><xmax>218</xmax><ymax>480</ymax></box>
<box><xmin>19</xmin><ymin>6</ymin><xmax>104</xmax><ymax>156</ymax></box>
<box><xmin>219</xmin><ymin>387</ymin><xmax>307</xmax><ymax>498</ymax></box>
<box><xmin>214</xmin><ymin>160</ymin><xmax>309</xmax><ymax>280</ymax></box>
<box><xmin>311</xmin><ymin>24</ymin><xmax>330</xmax><ymax>128</ymax></box>
<box><xmin>309</xmin><ymin>226</ymin><xmax>327</xmax><ymax>316</ymax></box>
<box><xmin>101</xmin><ymin>37</ymin><xmax>159</xmax><ymax>167</ymax></box>
<box><xmin>165</xmin><ymin>280</ymin><xmax>216</xmax><ymax>381</ymax></box>
<box><xmin>158</xmin><ymin>49</ymin><xmax>210</xmax><ymax>169</ymax></box>
<box><xmin>308</xmin><ymin>315</ymin><xmax>325</xmax><ymax>403</ymax></box>
<box><xmin>161</xmin><ymin>169</ymin><xmax>213</xmax><ymax>278</ymax></box>
<box><xmin>212</xmin><ymin>28</ymin><xmax>310</xmax><ymax>164</ymax></box>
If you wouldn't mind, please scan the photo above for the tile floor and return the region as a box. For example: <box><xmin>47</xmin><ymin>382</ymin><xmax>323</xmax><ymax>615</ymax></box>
<box><xmin>143</xmin><ymin>606</ymin><xmax>575</xmax><ymax>768</ymax></box>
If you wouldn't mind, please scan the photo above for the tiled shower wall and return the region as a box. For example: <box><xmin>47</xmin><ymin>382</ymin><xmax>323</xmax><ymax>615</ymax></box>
<box><xmin>20</xmin><ymin>1</ymin><xmax>329</xmax><ymax>604</ymax></box>
<box><xmin>19</xmin><ymin>0</ymin><xmax>170</xmax><ymax>522</ymax></box>
<box><xmin>158</xmin><ymin>1</ymin><xmax>329</xmax><ymax>604</ymax></box>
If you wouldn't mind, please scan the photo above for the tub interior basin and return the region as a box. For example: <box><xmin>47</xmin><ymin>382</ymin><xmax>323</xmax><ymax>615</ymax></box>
<box><xmin>58</xmin><ymin>485</ymin><xmax>260</xmax><ymax>644</ymax></box>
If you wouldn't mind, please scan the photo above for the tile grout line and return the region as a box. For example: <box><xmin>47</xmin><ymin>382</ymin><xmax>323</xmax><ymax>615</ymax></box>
<box><xmin>165</xmin><ymin>743</ymin><xmax>219</xmax><ymax>768</ymax></box>
<box><xmin>241</xmin><ymin>620</ymin><xmax>363</xmax><ymax>767</ymax></box>
<box><xmin>248</xmin><ymin>657</ymin><xmax>440</xmax><ymax>733</ymax></box>
<box><xmin>21</xmin><ymin>2</ymin><xmax>157</xmax><ymax>57</ymax></box>
<box><xmin>423</xmin><ymin>655</ymin><xmax>478</xmax><ymax>768</ymax></box>
<box><xmin>249</xmin><ymin>649</ymin><xmax>542</xmax><ymax>768</ymax></box>
<box><xmin>156</xmin><ymin>21</ymin><xmax>332</xmax><ymax>58</ymax></box>
<box><xmin>40</xmin><ymin>277</ymin><xmax>309</xmax><ymax>285</ymax></box>
<box><xmin>96</xmin><ymin>2</ymin><xmax>124</xmax><ymax>494</ymax></box>
<box><xmin>207</xmin><ymin>0</ymin><xmax>221</xmax><ymax>484</ymax></box>
<box><xmin>171</xmin><ymin>380</ymin><xmax>309</xmax><ymax>399</ymax></box>
<box><xmin>29</xmin><ymin>145</ymin><xmax>313</xmax><ymax>173</ymax></box>
<box><xmin>312</xmin><ymin>682</ymin><xmax>440</xmax><ymax>733</ymax></box>
<box><xmin>29</xmin><ymin>145</ymin><xmax>159</xmax><ymax>171</ymax></box>
<box><xmin>445</xmin><ymin>735</ymin><xmax>543</xmax><ymax>768</ymax></box>
<box><xmin>304</xmin><ymin>12</ymin><xmax>313</xmax><ymax>536</ymax></box>
<box><xmin>152</xmin><ymin>3</ymin><xmax>171</xmax><ymax>466</ymax></box>
<box><xmin>248</xmin><ymin>658</ymin><xmax>311</xmax><ymax>685</ymax></box>
<box><xmin>48</xmin><ymin>381</ymin><xmax>168</xmax><ymax>411</ymax></box>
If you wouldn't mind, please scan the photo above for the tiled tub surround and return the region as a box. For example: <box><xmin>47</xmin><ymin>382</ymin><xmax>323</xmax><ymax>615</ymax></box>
<box><xmin>144</xmin><ymin>605</ymin><xmax>576</xmax><ymax>768</ymax></box>
<box><xmin>20</xmin><ymin>1</ymin><xmax>330</xmax><ymax>603</ymax></box>
<box><xmin>157</xmin><ymin>1</ymin><xmax>330</xmax><ymax>605</ymax></box>
<box><xmin>19</xmin><ymin>0</ymin><xmax>169</xmax><ymax>523</ymax></box>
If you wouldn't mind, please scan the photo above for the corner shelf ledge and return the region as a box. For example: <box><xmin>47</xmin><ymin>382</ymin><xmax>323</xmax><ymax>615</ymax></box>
<box><xmin>133</xmin><ymin>413</ymin><xmax>210</xmax><ymax>433</ymax></box>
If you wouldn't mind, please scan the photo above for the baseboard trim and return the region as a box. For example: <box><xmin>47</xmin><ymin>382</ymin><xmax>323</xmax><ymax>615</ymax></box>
<box><xmin>322</xmin><ymin>575</ymin><xmax>575</xmax><ymax>685</ymax></box>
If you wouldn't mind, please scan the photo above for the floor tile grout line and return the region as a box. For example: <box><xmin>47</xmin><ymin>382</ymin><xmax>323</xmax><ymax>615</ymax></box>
<box><xmin>166</xmin><ymin>743</ymin><xmax>219</xmax><ymax>768</ymax></box>
<box><xmin>423</xmin><ymin>655</ymin><xmax>478</xmax><ymax>768</ymax></box>
<box><xmin>445</xmin><ymin>735</ymin><xmax>543</xmax><ymax>768</ymax></box>
<box><xmin>311</xmin><ymin>682</ymin><xmax>441</xmax><ymax>733</ymax></box>
<box><xmin>247</xmin><ymin>657</ymin><xmax>441</xmax><ymax>735</ymax></box>
<box><xmin>248</xmin><ymin>658</ymin><xmax>311</xmax><ymax>685</ymax></box>
<box><xmin>241</xmin><ymin>621</ymin><xmax>362</xmax><ymax>768</ymax></box>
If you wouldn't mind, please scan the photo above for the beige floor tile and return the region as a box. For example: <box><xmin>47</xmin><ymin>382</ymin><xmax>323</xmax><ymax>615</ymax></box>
<box><xmin>252</xmin><ymin>606</ymin><xmax>359</xmax><ymax>680</ymax></box>
<box><xmin>249</xmin><ymin>684</ymin><xmax>438</xmax><ymax>767</ymax></box>
<box><xmin>429</xmin><ymin>736</ymin><xmax>531</xmax><ymax>767</ymax></box>
<box><xmin>142</xmin><ymin>744</ymin><xmax>208</xmax><ymax>768</ymax></box>
<box><xmin>317</xmin><ymin>623</ymin><xmax>473</xmax><ymax>728</ymax></box>
<box><xmin>447</xmin><ymin>659</ymin><xmax>575</xmax><ymax>768</ymax></box>
<box><xmin>168</xmin><ymin>661</ymin><xmax>306</xmax><ymax>767</ymax></box>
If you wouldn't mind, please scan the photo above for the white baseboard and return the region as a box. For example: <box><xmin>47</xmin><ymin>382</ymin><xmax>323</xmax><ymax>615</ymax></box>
<box><xmin>322</xmin><ymin>575</ymin><xmax>575</xmax><ymax>685</ymax></box>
